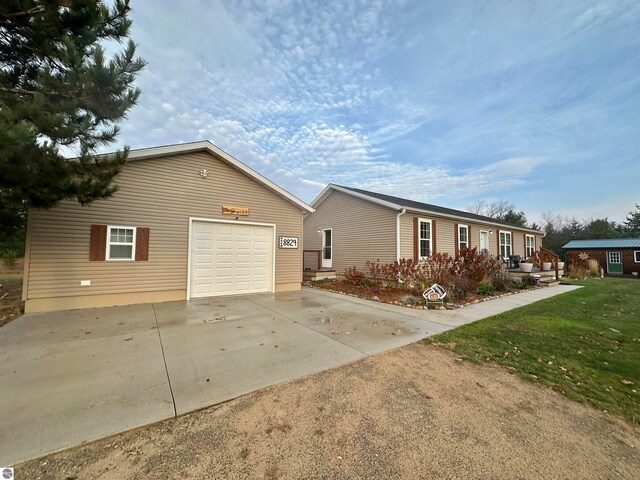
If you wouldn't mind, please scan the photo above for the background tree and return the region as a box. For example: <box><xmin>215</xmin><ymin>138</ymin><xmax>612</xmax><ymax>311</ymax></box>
<box><xmin>467</xmin><ymin>199</ymin><xmax>528</xmax><ymax>226</ymax></box>
<box><xmin>622</xmin><ymin>204</ymin><xmax>640</xmax><ymax>237</ymax></box>
<box><xmin>0</xmin><ymin>0</ymin><xmax>146</xmax><ymax>254</ymax></box>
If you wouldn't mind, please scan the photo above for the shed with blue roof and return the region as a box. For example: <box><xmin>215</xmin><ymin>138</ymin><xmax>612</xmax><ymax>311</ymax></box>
<box><xmin>563</xmin><ymin>238</ymin><xmax>640</xmax><ymax>275</ymax></box>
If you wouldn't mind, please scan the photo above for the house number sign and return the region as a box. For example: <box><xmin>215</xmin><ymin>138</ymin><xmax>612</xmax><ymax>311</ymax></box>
<box><xmin>279</xmin><ymin>237</ymin><xmax>299</xmax><ymax>249</ymax></box>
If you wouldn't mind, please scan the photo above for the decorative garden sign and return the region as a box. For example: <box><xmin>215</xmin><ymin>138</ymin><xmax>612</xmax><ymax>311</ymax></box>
<box><xmin>423</xmin><ymin>284</ymin><xmax>447</xmax><ymax>303</ymax></box>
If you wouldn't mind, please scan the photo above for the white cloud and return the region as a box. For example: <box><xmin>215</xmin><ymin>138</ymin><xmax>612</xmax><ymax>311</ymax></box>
<box><xmin>105</xmin><ymin>0</ymin><xmax>640</xmax><ymax>219</ymax></box>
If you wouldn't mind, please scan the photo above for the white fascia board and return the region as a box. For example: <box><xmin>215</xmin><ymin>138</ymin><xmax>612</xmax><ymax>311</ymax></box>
<box><xmin>107</xmin><ymin>141</ymin><xmax>314</xmax><ymax>213</ymax></box>
<box><xmin>403</xmin><ymin>207</ymin><xmax>542</xmax><ymax>234</ymax></box>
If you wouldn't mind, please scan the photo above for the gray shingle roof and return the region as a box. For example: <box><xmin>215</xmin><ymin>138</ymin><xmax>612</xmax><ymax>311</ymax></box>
<box><xmin>336</xmin><ymin>185</ymin><xmax>538</xmax><ymax>231</ymax></box>
<box><xmin>563</xmin><ymin>239</ymin><xmax>640</xmax><ymax>249</ymax></box>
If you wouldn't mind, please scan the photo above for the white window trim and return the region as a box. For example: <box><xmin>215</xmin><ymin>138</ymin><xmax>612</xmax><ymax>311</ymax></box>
<box><xmin>322</xmin><ymin>227</ymin><xmax>333</xmax><ymax>261</ymax></box>
<box><xmin>418</xmin><ymin>218</ymin><xmax>432</xmax><ymax>260</ymax></box>
<box><xmin>106</xmin><ymin>225</ymin><xmax>137</xmax><ymax>261</ymax></box>
<box><xmin>458</xmin><ymin>224</ymin><xmax>469</xmax><ymax>251</ymax></box>
<box><xmin>479</xmin><ymin>230</ymin><xmax>490</xmax><ymax>253</ymax></box>
<box><xmin>608</xmin><ymin>251</ymin><xmax>621</xmax><ymax>264</ymax></box>
<box><xmin>634</xmin><ymin>251</ymin><xmax>640</xmax><ymax>263</ymax></box>
<box><xmin>525</xmin><ymin>234</ymin><xmax>536</xmax><ymax>258</ymax></box>
<box><xmin>499</xmin><ymin>230</ymin><xmax>512</xmax><ymax>258</ymax></box>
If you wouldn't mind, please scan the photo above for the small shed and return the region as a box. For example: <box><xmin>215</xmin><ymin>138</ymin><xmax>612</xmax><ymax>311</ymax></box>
<box><xmin>563</xmin><ymin>239</ymin><xmax>640</xmax><ymax>275</ymax></box>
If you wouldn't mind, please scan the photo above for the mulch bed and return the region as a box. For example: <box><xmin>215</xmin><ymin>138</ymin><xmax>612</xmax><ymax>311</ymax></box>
<box><xmin>305</xmin><ymin>279</ymin><xmax>540</xmax><ymax>310</ymax></box>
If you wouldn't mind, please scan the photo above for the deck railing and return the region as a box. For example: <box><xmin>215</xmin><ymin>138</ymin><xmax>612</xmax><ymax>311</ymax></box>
<box><xmin>538</xmin><ymin>246</ymin><xmax>560</xmax><ymax>280</ymax></box>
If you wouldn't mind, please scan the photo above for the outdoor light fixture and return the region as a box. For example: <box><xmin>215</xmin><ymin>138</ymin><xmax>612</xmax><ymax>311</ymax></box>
<box><xmin>200</xmin><ymin>169</ymin><xmax>209</xmax><ymax>178</ymax></box>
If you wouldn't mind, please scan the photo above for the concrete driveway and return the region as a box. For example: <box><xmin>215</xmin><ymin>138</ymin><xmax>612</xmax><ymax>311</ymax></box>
<box><xmin>0</xmin><ymin>288</ymin><xmax>452</xmax><ymax>465</ymax></box>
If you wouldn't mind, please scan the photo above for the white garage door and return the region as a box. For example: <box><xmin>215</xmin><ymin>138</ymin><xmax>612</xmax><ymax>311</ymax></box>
<box><xmin>190</xmin><ymin>221</ymin><xmax>274</xmax><ymax>298</ymax></box>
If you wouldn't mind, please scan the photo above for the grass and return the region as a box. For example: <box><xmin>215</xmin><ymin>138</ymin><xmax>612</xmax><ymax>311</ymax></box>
<box><xmin>424</xmin><ymin>278</ymin><xmax>640</xmax><ymax>424</ymax></box>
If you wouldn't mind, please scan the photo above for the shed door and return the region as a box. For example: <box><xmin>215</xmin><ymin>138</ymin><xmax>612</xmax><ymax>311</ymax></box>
<box><xmin>606</xmin><ymin>251</ymin><xmax>623</xmax><ymax>274</ymax></box>
<box><xmin>190</xmin><ymin>221</ymin><xmax>274</xmax><ymax>298</ymax></box>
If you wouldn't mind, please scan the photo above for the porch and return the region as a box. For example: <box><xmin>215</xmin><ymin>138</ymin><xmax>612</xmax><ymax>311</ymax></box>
<box><xmin>303</xmin><ymin>249</ymin><xmax>336</xmax><ymax>281</ymax></box>
<box><xmin>504</xmin><ymin>247</ymin><xmax>564</xmax><ymax>286</ymax></box>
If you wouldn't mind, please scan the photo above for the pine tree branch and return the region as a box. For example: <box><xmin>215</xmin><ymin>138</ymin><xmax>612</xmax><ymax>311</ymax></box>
<box><xmin>1</xmin><ymin>6</ymin><xmax>45</xmax><ymax>19</ymax></box>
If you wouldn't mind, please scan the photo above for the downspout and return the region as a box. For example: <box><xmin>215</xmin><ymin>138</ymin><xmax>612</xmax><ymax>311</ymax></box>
<box><xmin>396</xmin><ymin>208</ymin><xmax>406</xmax><ymax>261</ymax></box>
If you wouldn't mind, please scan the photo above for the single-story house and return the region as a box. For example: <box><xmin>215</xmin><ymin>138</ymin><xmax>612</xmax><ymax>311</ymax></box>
<box><xmin>22</xmin><ymin>141</ymin><xmax>314</xmax><ymax>313</ymax></box>
<box><xmin>563</xmin><ymin>239</ymin><xmax>640</xmax><ymax>275</ymax></box>
<box><xmin>303</xmin><ymin>184</ymin><xmax>543</xmax><ymax>274</ymax></box>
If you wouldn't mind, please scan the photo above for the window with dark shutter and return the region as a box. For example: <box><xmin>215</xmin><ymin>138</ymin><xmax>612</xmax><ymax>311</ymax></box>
<box><xmin>90</xmin><ymin>225</ymin><xmax>150</xmax><ymax>261</ymax></box>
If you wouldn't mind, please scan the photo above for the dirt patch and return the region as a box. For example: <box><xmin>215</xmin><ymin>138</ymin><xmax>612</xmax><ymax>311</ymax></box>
<box><xmin>16</xmin><ymin>344</ymin><xmax>640</xmax><ymax>479</ymax></box>
<box><xmin>0</xmin><ymin>273</ymin><xmax>23</xmax><ymax>328</ymax></box>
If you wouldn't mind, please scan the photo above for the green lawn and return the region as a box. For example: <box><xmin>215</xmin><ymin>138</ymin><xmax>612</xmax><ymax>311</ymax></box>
<box><xmin>424</xmin><ymin>278</ymin><xmax>640</xmax><ymax>424</ymax></box>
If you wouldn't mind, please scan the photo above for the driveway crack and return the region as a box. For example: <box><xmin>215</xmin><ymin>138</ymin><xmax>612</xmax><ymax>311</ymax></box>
<box><xmin>152</xmin><ymin>304</ymin><xmax>177</xmax><ymax>419</ymax></box>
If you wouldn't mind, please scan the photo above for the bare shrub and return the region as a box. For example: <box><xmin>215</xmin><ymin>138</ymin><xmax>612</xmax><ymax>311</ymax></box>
<box><xmin>364</xmin><ymin>259</ymin><xmax>386</xmax><ymax>283</ymax></box>
<box><xmin>454</xmin><ymin>247</ymin><xmax>502</xmax><ymax>289</ymax></box>
<box><xmin>344</xmin><ymin>266</ymin><xmax>365</xmax><ymax>285</ymax></box>
<box><xmin>416</xmin><ymin>252</ymin><xmax>455</xmax><ymax>287</ymax></box>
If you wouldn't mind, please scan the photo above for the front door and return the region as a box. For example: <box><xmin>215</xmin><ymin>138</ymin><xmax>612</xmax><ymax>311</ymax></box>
<box><xmin>321</xmin><ymin>228</ymin><xmax>332</xmax><ymax>268</ymax></box>
<box><xmin>480</xmin><ymin>230</ymin><xmax>489</xmax><ymax>254</ymax></box>
<box><xmin>607</xmin><ymin>251</ymin><xmax>623</xmax><ymax>274</ymax></box>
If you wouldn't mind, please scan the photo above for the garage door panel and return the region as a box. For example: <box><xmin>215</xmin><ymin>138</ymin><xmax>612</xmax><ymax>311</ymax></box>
<box><xmin>190</xmin><ymin>221</ymin><xmax>274</xmax><ymax>298</ymax></box>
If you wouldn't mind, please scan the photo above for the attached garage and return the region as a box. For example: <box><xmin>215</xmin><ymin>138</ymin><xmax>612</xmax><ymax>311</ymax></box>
<box><xmin>22</xmin><ymin>141</ymin><xmax>313</xmax><ymax>313</ymax></box>
<box><xmin>189</xmin><ymin>220</ymin><xmax>275</xmax><ymax>298</ymax></box>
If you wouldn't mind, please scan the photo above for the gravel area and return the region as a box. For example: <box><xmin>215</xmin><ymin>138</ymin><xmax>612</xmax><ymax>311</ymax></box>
<box><xmin>17</xmin><ymin>343</ymin><xmax>640</xmax><ymax>479</ymax></box>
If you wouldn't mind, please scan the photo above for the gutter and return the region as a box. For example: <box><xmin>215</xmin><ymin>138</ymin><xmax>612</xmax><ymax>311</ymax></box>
<box><xmin>396</xmin><ymin>208</ymin><xmax>406</xmax><ymax>260</ymax></box>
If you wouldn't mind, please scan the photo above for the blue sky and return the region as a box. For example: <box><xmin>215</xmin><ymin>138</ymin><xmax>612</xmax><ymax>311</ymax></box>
<box><xmin>113</xmin><ymin>0</ymin><xmax>640</xmax><ymax>223</ymax></box>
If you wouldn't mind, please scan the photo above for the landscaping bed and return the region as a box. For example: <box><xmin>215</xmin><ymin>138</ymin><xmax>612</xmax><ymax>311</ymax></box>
<box><xmin>425</xmin><ymin>277</ymin><xmax>640</xmax><ymax>424</ymax></box>
<box><xmin>306</xmin><ymin>249</ymin><xmax>541</xmax><ymax>310</ymax></box>
<box><xmin>306</xmin><ymin>278</ymin><xmax>541</xmax><ymax>310</ymax></box>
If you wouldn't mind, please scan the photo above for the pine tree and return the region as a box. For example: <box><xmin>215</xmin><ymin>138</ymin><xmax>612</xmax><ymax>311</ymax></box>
<box><xmin>0</xmin><ymin>0</ymin><xmax>146</xmax><ymax>237</ymax></box>
<box><xmin>623</xmin><ymin>204</ymin><xmax>640</xmax><ymax>237</ymax></box>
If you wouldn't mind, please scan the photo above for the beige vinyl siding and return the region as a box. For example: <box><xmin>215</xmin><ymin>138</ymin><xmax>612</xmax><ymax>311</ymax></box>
<box><xmin>400</xmin><ymin>214</ymin><xmax>535</xmax><ymax>259</ymax></box>
<box><xmin>25</xmin><ymin>151</ymin><xmax>303</xmax><ymax>301</ymax></box>
<box><xmin>303</xmin><ymin>190</ymin><xmax>397</xmax><ymax>274</ymax></box>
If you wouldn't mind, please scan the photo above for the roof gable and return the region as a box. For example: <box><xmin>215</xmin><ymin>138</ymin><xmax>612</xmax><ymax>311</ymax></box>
<box><xmin>106</xmin><ymin>141</ymin><xmax>314</xmax><ymax>213</ymax></box>
<box><xmin>312</xmin><ymin>184</ymin><xmax>541</xmax><ymax>233</ymax></box>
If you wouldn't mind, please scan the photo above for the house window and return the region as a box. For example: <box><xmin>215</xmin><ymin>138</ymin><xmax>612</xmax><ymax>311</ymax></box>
<box><xmin>419</xmin><ymin>219</ymin><xmax>432</xmax><ymax>259</ymax></box>
<box><xmin>608</xmin><ymin>251</ymin><xmax>621</xmax><ymax>264</ymax></box>
<box><xmin>499</xmin><ymin>231</ymin><xmax>512</xmax><ymax>258</ymax></box>
<box><xmin>458</xmin><ymin>224</ymin><xmax>469</xmax><ymax>251</ymax></box>
<box><xmin>526</xmin><ymin>234</ymin><xmax>536</xmax><ymax>258</ymax></box>
<box><xmin>107</xmin><ymin>226</ymin><xmax>136</xmax><ymax>260</ymax></box>
<box><xmin>634</xmin><ymin>251</ymin><xmax>640</xmax><ymax>263</ymax></box>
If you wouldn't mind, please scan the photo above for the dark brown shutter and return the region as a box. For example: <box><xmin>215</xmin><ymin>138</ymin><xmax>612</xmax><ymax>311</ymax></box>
<box><xmin>413</xmin><ymin>217</ymin><xmax>419</xmax><ymax>262</ymax></box>
<box><xmin>468</xmin><ymin>225</ymin><xmax>472</xmax><ymax>251</ymax></box>
<box><xmin>432</xmin><ymin>219</ymin><xmax>437</xmax><ymax>254</ymax></box>
<box><xmin>90</xmin><ymin>224</ymin><xmax>107</xmax><ymax>261</ymax></box>
<box><xmin>454</xmin><ymin>223</ymin><xmax>459</xmax><ymax>257</ymax></box>
<box><xmin>497</xmin><ymin>231</ymin><xmax>501</xmax><ymax>257</ymax></box>
<box><xmin>523</xmin><ymin>233</ymin><xmax>527</xmax><ymax>257</ymax></box>
<box><xmin>135</xmin><ymin>227</ymin><xmax>150</xmax><ymax>261</ymax></box>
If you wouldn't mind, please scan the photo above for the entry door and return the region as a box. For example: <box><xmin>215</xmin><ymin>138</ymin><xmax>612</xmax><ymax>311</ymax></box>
<box><xmin>190</xmin><ymin>221</ymin><xmax>274</xmax><ymax>298</ymax></box>
<box><xmin>480</xmin><ymin>231</ymin><xmax>489</xmax><ymax>254</ymax></box>
<box><xmin>321</xmin><ymin>228</ymin><xmax>332</xmax><ymax>268</ymax></box>
<box><xmin>607</xmin><ymin>251</ymin><xmax>623</xmax><ymax>274</ymax></box>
